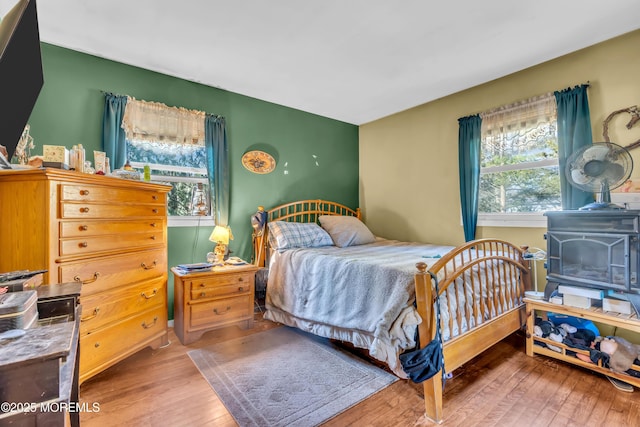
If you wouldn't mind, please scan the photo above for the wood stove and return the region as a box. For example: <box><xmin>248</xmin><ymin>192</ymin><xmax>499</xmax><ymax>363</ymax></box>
<box><xmin>545</xmin><ymin>210</ymin><xmax>640</xmax><ymax>314</ymax></box>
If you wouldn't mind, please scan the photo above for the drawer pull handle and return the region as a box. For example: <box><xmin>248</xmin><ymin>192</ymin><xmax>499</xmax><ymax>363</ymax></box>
<box><xmin>81</xmin><ymin>307</ymin><xmax>100</xmax><ymax>322</ymax></box>
<box><xmin>151</xmin><ymin>235</ymin><xmax>156</xmax><ymax>240</ymax></box>
<box><xmin>74</xmin><ymin>272</ymin><xmax>100</xmax><ymax>284</ymax></box>
<box><xmin>80</xmin><ymin>207</ymin><xmax>90</xmax><ymax>213</ymax></box>
<box><xmin>80</xmin><ymin>225</ymin><xmax>88</xmax><ymax>231</ymax></box>
<box><xmin>238</xmin><ymin>286</ymin><xmax>244</xmax><ymax>292</ymax></box>
<box><xmin>199</xmin><ymin>283</ymin><xmax>205</xmax><ymax>288</ymax></box>
<box><xmin>152</xmin><ymin>195</ymin><xmax>158</xmax><ymax>200</ymax></box>
<box><xmin>94</xmin><ymin>342</ymin><xmax>100</xmax><ymax>348</ymax></box>
<box><xmin>238</xmin><ymin>277</ymin><xmax>244</xmax><ymax>282</ymax></box>
<box><xmin>213</xmin><ymin>306</ymin><xmax>231</xmax><ymax>315</ymax></box>
<box><xmin>142</xmin><ymin>316</ymin><xmax>159</xmax><ymax>329</ymax></box>
<box><xmin>79</xmin><ymin>241</ymin><xmax>88</xmax><ymax>248</ymax></box>
<box><xmin>141</xmin><ymin>289</ymin><xmax>158</xmax><ymax>299</ymax></box>
<box><xmin>80</xmin><ymin>189</ymin><xmax>90</xmax><ymax>196</ymax></box>
<box><xmin>152</xmin><ymin>208</ymin><xmax>159</xmax><ymax>213</ymax></box>
<box><xmin>200</xmin><ymin>292</ymin><xmax>206</xmax><ymax>297</ymax></box>
<box><xmin>141</xmin><ymin>260</ymin><xmax>157</xmax><ymax>270</ymax></box>
<box><xmin>150</xmin><ymin>223</ymin><xmax>157</xmax><ymax>227</ymax></box>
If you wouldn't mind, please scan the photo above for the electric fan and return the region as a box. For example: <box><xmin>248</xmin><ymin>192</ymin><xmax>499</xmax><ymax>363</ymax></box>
<box><xmin>565</xmin><ymin>142</ymin><xmax>633</xmax><ymax>210</ymax></box>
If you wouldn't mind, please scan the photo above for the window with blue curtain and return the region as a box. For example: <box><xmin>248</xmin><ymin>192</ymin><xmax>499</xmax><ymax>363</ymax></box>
<box><xmin>458</xmin><ymin>86</ymin><xmax>593</xmax><ymax>232</ymax></box>
<box><xmin>121</xmin><ymin>98</ymin><xmax>212</xmax><ymax>223</ymax></box>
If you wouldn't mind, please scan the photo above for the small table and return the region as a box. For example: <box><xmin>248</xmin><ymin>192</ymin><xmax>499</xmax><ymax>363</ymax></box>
<box><xmin>172</xmin><ymin>263</ymin><xmax>260</xmax><ymax>345</ymax></box>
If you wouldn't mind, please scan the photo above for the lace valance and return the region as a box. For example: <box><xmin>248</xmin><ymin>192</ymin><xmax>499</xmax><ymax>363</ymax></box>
<box><xmin>481</xmin><ymin>93</ymin><xmax>556</xmax><ymax>135</ymax></box>
<box><xmin>122</xmin><ymin>97</ymin><xmax>206</xmax><ymax>145</ymax></box>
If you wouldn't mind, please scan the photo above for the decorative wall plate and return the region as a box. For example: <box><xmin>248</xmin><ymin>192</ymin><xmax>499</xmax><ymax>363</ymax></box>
<box><xmin>242</xmin><ymin>150</ymin><xmax>276</xmax><ymax>174</ymax></box>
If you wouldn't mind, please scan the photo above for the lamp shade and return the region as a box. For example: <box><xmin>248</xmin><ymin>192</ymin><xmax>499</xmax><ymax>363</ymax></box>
<box><xmin>209</xmin><ymin>225</ymin><xmax>232</xmax><ymax>245</ymax></box>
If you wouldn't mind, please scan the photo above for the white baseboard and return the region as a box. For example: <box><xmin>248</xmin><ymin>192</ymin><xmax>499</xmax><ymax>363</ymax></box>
<box><xmin>168</xmin><ymin>319</ymin><xmax>174</xmax><ymax>328</ymax></box>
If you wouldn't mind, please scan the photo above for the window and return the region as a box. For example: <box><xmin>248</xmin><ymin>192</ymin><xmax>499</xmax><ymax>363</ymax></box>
<box><xmin>478</xmin><ymin>94</ymin><xmax>560</xmax><ymax>227</ymax></box>
<box><xmin>127</xmin><ymin>140</ymin><xmax>211</xmax><ymax>225</ymax></box>
<box><xmin>122</xmin><ymin>98</ymin><xmax>213</xmax><ymax>227</ymax></box>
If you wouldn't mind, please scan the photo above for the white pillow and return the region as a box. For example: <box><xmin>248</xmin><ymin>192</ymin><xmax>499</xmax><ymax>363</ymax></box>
<box><xmin>318</xmin><ymin>215</ymin><xmax>376</xmax><ymax>247</ymax></box>
<box><xmin>267</xmin><ymin>221</ymin><xmax>334</xmax><ymax>250</ymax></box>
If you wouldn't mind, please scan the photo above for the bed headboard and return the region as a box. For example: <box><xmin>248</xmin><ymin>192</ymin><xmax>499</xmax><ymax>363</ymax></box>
<box><xmin>251</xmin><ymin>199</ymin><xmax>361</xmax><ymax>267</ymax></box>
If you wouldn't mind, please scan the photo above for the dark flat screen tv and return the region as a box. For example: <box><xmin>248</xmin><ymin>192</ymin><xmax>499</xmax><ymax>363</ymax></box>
<box><xmin>0</xmin><ymin>0</ymin><xmax>43</xmax><ymax>168</ymax></box>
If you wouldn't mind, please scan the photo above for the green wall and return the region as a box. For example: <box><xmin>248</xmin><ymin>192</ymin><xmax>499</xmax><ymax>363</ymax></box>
<box><xmin>28</xmin><ymin>43</ymin><xmax>359</xmax><ymax>319</ymax></box>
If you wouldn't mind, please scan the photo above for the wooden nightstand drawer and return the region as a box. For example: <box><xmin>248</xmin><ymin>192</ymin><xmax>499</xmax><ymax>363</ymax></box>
<box><xmin>190</xmin><ymin>272</ymin><xmax>253</xmax><ymax>290</ymax></box>
<box><xmin>190</xmin><ymin>282</ymin><xmax>251</xmax><ymax>300</ymax></box>
<box><xmin>189</xmin><ymin>295</ymin><xmax>251</xmax><ymax>328</ymax></box>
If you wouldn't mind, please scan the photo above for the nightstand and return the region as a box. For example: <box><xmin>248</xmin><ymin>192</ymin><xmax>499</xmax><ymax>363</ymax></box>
<box><xmin>171</xmin><ymin>263</ymin><xmax>260</xmax><ymax>345</ymax></box>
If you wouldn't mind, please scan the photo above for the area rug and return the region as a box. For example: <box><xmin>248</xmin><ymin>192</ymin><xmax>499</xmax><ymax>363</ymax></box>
<box><xmin>188</xmin><ymin>327</ymin><xmax>398</xmax><ymax>427</ymax></box>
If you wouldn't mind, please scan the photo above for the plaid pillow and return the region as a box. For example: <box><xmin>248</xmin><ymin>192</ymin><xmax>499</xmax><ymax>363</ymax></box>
<box><xmin>268</xmin><ymin>221</ymin><xmax>334</xmax><ymax>250</ymax></box>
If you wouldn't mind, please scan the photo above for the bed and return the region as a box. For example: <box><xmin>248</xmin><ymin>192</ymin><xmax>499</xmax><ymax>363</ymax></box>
<box><xmin>251</xmin><ymin>199</ymin><xmax>531</xmax><ymax>423</ymax></box>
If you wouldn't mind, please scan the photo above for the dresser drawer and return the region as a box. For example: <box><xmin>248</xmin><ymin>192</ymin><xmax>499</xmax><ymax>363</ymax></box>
<box><xmin>60</xmin><ymin>219</ymin><xmax>163</xmax><ymax>238</ymax></box>
<box><xmin>80</xmin><ymin>305</ymin><xmax>167</xmax><ymax>378</ymax></box>
<box><xmin>60</xmin><ymin>183</ymin><xmax>164</xmax><ymax>205</ymax></box>
<box><xmin>59</xmin><ymin>230</ymin><xmax>164</xmax><ymax>257</ymax></box>
<box><xmin>58</xmin><ymin>249</ymin><xmax>166</xmax><ymax>296</ymax></box>
<box><xmin>189</xmin><ymin>295</ymin><xmax>252</xmax><ymax>328</ymax></box>
<box><xmin>80</xmin><ymin>278</ymin><xmax>166</xmax><ymax>335</ymax></box>
<box><xmin>60</xmin><ymin>202</ymin><xmax>166</xmax><ymax>219</ymax></box>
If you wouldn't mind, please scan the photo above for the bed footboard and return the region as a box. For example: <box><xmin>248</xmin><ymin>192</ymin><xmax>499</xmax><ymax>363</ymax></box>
<box><xmin>414</xmin><ymin>238</ymin><xmax>531</xmax><ymax>424</ymax></box>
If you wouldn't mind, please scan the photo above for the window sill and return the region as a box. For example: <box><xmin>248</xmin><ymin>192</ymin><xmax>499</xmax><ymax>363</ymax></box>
<box><xmin>168</xmin><ymin>216</ymin><xmax>215</xmax><ymax>227</ymax></box>
<box><xmin>477</xmin><ymin>213</ymin><xmax>549</xmax><ymax>228</ymax></box>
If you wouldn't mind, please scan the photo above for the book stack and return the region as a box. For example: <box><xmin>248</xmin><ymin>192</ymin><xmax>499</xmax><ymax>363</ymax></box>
<box><xmin>558</xmin><ymin>285</ymin><xmax>604</xmax><ymax>309</ymax></box>
<box><xmin>173</xmin><ymin>263</ymin><xmax>214</xmax><ymax>275</ymax></box>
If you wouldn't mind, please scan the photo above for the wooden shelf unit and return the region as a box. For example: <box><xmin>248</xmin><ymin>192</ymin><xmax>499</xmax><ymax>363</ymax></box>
<box><xmin>525</xmin><ymin>298</ymin><xmax>640</xmax><ymax>387</ymax></box>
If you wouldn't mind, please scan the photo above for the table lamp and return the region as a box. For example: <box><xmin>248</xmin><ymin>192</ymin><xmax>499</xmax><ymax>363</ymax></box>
<box><xmin>209</xmin><ymin>225</ymin><xmax>233</xmax><ymax>265</ymax></box>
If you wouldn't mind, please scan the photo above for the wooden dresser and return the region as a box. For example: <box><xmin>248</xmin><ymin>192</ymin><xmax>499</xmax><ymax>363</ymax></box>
<box><xmin>0</xmin><ymin>168</ymin><xmax>171</xmax><ymax>384</ymax></box>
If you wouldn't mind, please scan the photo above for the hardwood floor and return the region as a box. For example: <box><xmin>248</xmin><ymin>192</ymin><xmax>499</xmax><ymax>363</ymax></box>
<box><xmin>79</xmin><ymin>312</ymin><xmax>639</xmax><ymax>426</ymax></box>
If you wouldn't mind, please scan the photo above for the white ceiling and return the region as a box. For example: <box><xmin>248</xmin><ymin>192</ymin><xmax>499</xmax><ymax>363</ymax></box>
<box><xmin>3</xmin><ymin>0</ymin><xmax>640</xmax><ymax>125</ymax></box>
